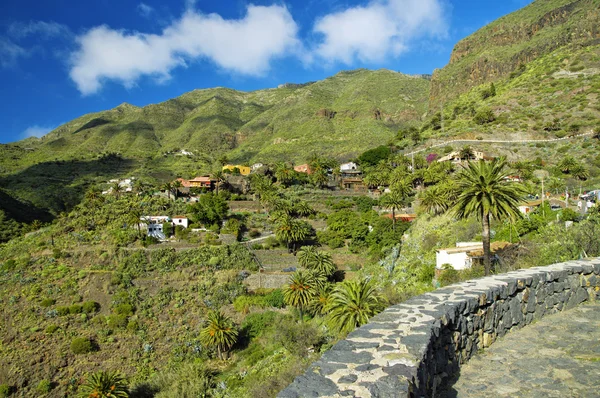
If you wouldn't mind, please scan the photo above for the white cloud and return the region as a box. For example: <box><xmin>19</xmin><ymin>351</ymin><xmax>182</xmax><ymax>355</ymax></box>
<box><xmin>313</xmin><ymin>0</ymin><xmax>448</xmax><ymax>64</ymax></box>
<box><xmin>137</xmin><ymin>3</ymin><xmax>155</xmax><ymax>18</ymax></box>
<box><xmin>21</xmin><ymin>125</ymin><xmax>54</xmax><ymax>139</ymax></box>
<box><xmin>8</xmin><ymin>21</ymin><xmax>71</xmax><ymax>40</ymax></box>
<box><xmin>0</xmin><ymin>38</ymin><xmax>29</xmax><ymax>68</ymax></box>
<box><xmin>69</xmin><ymin>5</ymin><xmax>301</xmax><ymax>95</ymax></box>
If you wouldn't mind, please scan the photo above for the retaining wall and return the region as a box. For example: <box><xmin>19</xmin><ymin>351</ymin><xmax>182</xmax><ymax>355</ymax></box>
<box><xmin>278</xmin><ymin>259</ymin><xmax>600</xmax><ymax>398</ymax></box>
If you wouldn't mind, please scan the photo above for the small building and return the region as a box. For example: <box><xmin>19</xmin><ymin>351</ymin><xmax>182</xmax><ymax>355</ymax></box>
<box><xmin>341</xmin><ymin>177</ymin><xmax>366</xmax><ymax>191</ymax></box>
<box><xmin>383</xmin><ymin>213</ymin><xmax>417</xmax><ymax>222</ymax></box>
<box><xmin>172</xmin><ymin>216</ymin><xmax>189</xmax><ymax>228</ymax></box>
<box><xmin>251</xmin><ymin>163</ymin><xmax>264</xmax><ymax>172</ymax></box>
<box><xmin>518</xmin><ymin>200</ymin><xmax>542</xmax><ymax>214</ymax></box>
<box><xmin>340</xmin><ymin>162</ymin><xmax>359</xmax><ymax>172</ymax></box>
<box><xmin>189</xmin><ymin>176</ymin><xmax>215</xmax><ymax>189</ymax></box>
<box><xmin>176</xmin><ymin>178</ymin><xmax>192</xmax><ymax>188</ymax></box>
<box><xmin>436</xmin><ymin>241</ymin><xmax>511</xmax><ymax>271</ymax></box>
<box><xmin>294</xmin><ymin>164</ymin><xmax>312</xmax><ymax>174</ymax></box>
<box><xmin>437</xmin><ymin>150</ymin><xmax>488</xmax><ymax>164</ymax></box>
<box><xmin>223</xmin><ymin>164</ymin><xmax>251</xmax><ymax>176</ymax></box>
<box><xmin>140</xmin><ymin>216</ymin><xmax>171</xmax><ymax>240</ymax></box>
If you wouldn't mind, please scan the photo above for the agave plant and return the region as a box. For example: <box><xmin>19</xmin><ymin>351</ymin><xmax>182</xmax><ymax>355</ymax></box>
<box><xmin>78</xmin><ymin>370</ymin><xmax>129</xmax><ymax>398</ymax></box>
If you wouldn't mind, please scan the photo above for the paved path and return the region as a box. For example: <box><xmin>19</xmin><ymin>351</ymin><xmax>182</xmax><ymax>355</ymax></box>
<box><xmin>440</xmin><ymin>302</ymin><xmax>600</xmax><ymax>397</ymax></box>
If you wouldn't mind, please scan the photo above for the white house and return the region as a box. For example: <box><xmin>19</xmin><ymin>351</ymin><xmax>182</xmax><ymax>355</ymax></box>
<box><xmin>436</xmin><ymin>242</ymin><xmax>483</xmax><ymax>271</ymax></box>
<box><xmin>139</xmin><ymin>216</ymin><xmax>171</xmax><ymax>240</ymax></box>
<box><xmin>340</xmin><ymin>162</ymin><xmax>359</xmax><ymax>172</ymax></box>
<box><xmin>436</xmin><ymin>241</ymin><xmax>512</xmax><ymax>271</ymax></box>
<box><xmin>172</xmin><ymin>216</ymin><xmax>189</xmax><ymax>228</ymax></box>
<box><xmin>251</xmin><ymin>163</ymin><xmax>264</xmax><ymax>172</ymax></box>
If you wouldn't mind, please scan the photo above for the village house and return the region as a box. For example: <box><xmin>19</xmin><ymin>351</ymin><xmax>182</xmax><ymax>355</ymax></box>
<box><xmin>437</xmin><ymin>150</ymin><xmax>488</xmax><ymax>164</ymax></box>
<box><xmin>519</xmin><ymin>199</ymin><xmax>542</xmax><ymax>214</ymax></box>
<box><xmin>172</xmin><ymin>216</ymin><xmax>189</xmax><ymax>228</ymax></box>
<box><xmin>383</xmin><ymin>213</ymin><xmax>417</xmax><ymax>222</ymax></box>
<box><xmin>222</xmin><ymin>164</ymin><xmax>251</xmax><ymax>176</ymax></box>
<box><xmin>294</xmin><ymin>164</ymin><xmax>312</xmax><ymax>174</ymax></box>
<box><xmin>188</xmin><ymin>176</ymin><xmax>215</xmax><ymax>189</ymax></box>
<box><xmin>251</xmin><ymin>163</ymin><xmax>264</xmax><ymax>172</ymax></box>
<box><xmin>139</xmin><ymin>216</ymin><xmax>171</xmax><ymax>240</ymax></box>
<box><xmin>341</xmin><ymin>176</ymin><xmax>366</xmax><ymax>191</ymax></box>
<box><xmin>436</xmin><ymin>241</ymin><xmax>512</xmax><ymax>273</ymax></box>
<box><xmin>340</xmin><ymin>162</ymin><xmax>359</xmax><ymax>173</ymax></box>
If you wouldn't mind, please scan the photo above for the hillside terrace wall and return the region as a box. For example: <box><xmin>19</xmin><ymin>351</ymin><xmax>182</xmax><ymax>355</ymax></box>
<box><xmin>279</xmin><ymin>259</ymin><xmax>600</xmax><ymax>398</ymax></box>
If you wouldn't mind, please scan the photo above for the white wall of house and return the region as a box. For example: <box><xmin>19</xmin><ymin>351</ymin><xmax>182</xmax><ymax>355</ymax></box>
<box><xmin>340</xmin><ymin>162</ymin><xmax>358</xmax><ymax>172</ymax></box>
<box><xmin>436</xmin><ymin>250</ymin><xmax>472</xmax><ymax>270</ymax></box>
<box><xmin>172</xmin><ymin>217</ymin><xmax>189</xmax><ymax>228</ymax></box>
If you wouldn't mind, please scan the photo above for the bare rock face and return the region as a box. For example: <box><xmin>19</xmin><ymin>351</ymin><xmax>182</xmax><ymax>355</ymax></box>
<box><xmin>430</xmin><ymin>0</ymin><xmax>600</xmax><ymax>108</ymax></box>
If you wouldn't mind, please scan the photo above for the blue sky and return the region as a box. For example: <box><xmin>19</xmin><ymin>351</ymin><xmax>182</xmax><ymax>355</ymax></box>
<box><xmin>0</xmin><ymin>0</ymin><xmax>532</xmax><ymax>143</ymax></box>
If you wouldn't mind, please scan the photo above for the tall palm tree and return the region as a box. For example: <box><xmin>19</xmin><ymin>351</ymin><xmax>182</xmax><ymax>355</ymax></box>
<box><xmin>162</xmin><ymin>182</ymin><xmax>173</xmax><ymax>201</ymax></box>
<box><xmin>172</xmin><ymin>180</ymin><xmax>183</xmax><ymax>199</ymax></box>
<box><xmin>380</xmin><ymin>191</ymin><xmax>405</xmax><ymax>231</ymax></box>
<box><xmin>326</xmin><ymin>278</ymin><xmax>383</xmax><ymax>334</ymax></box>
<box><xmin>274</xmin><ymin>215</ymin><xmax>310</xmax><ymax>253</ymax></box>
<box><xmin>309</xmin><ymin>284</ymin><xmax>333</xmax><ymax>316</ymax></box>
<box><xmin>78</xmin><ymin>370</ymin><xmax>129</xmax><ymax>398</ymax></box>
<box><xmin>212</xmin><ymin>170</ymin><xmax>225</xmax><ymax>195</ymax></box>
<box><xmin>274</xmin><ymin>162</ymin><xmax>294</xmax><ymax>187</ymax></box>
<box><xmin>199</xmin><ymin>310</ymin><xmax>238</xmax><ymax>360</ymax></box>
<box><xmin>283</xmin><ymin>270</ymin><xmax>317</xmax><ymax>321</ymax></box>
<box><xmin>558</xmin><ymin>155</ymin><xmax>578</xmax><ymax>174</ymax></box>
<box><xmin>452</xmin><ymin>158</ymin><xmax>525</xmax><ymax>275</ymax></box>
<box><xmin>419</xmin><ymin>185</ymin><xmax>451</xmax><ymax>215</ymax></box>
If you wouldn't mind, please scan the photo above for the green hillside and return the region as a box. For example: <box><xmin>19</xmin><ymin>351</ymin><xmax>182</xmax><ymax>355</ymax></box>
<box><xmin>4</xmin><ymin>69</ymin><xmax>428</xmax><ymax>171</ymax></box>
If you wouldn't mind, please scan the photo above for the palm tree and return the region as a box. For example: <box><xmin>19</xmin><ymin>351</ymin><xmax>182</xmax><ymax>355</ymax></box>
<box><xmin>162</xmin><ymin>182</ymin><xmax>173</xmax><ymax>201</ymax></box>
<box><xmin>283</xmin><ymin>270</ymin><xmax>317</xmax><ymax>320</ymax></box>
<box><xmin>326</xmin><ymin>278</ymin><xmax>383</xmax><ymax>334</ymax></box>
<box><xmin>274</xmin><ymin>162</ymin><xmax>294</xmax><ymax>187</ymax></box>
<box><xmin>274</xmin><ymin>215</ymin><xmax>311</xmax><ymax>253</ymax></box>
<box><xmin>212</xmin><ymin>170</ymin><xmax>226</xmax><ymax>195</ymax></box>
<box><xmin>419</xmin><ymin>186</ymin><xmax>451</xmax><ymax>216</ymax></box>
<box><xmin>558</xmin><ymin>155</ymin><xmax>578</xmax><ymax>174</ymax></box>
<box><xmin>309</xmin><ymin>284</ymin><xmax>333</xmax><ymax>316</ymax></box>
<box><xmin>298</xmin><ymin>246</ymin><xmax>336</xmax><ymax>279</ymax></box>
<box><xmin>111</xmin><ymin>181</ymin><xmax>123</xmax><ymax>199</ymax></box>
<box><xmin>452</xmin><ymin>158</ymin><xmax>525</xmax><ymax>275</ymax></box>
<box><xmin>78</xmin><ymin>370</ymin><xmax>129</xmax><ymax>398</ymax></box>
<box><xmin>380</xmin><ymin>191</ymin><xmax>405</xmax><ymax>231</ymax></box>
<box><xmin>199</xmin><ymin>310</ymin><xmax>238</xmax><ymax>360</ymax></box>
<box><xmin>172</xmin><ymin>180</ymin><xmax>183</xmax><ymax>199</ymax></box>
<box><xmin>571</xmin><ymin>163</ymin><xmax>589</xmax><ymax>180</ymax></box>
<box><xmin>459</xmin><ymin>145</ymin><xmax>475</xmax><ymax>161</ymax></box>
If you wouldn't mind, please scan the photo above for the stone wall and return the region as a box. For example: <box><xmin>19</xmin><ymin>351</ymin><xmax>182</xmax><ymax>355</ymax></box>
<box><xmin>278</xmin><ymin>259</ymin><xmax>600</xmax><ymax>398</ymax></box>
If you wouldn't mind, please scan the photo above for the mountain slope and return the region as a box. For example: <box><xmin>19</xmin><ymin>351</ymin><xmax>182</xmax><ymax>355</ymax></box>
<box><xmin>430</xmin><ymin>0</ymin><xmax>600</xmax><ymax>107</ymax></box>
<box><xmin>11</xmin><ymin>69</ymin><xmax>428</xmax><ymax>169</ymax></box>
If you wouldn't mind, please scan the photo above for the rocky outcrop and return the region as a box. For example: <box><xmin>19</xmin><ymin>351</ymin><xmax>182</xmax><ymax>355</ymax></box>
<box><xmin>279</xmin><ymin>259</ymin><xmax>600</xmax><ymax>398</ymax></box>
<box><xmin>430</xmin><ymin>0</ymin><xmax>600</xmax><ymax>107</ymax></box>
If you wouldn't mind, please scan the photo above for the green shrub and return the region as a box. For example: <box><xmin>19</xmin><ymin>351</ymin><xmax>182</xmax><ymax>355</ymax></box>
<box><xmin>36</xmin><ymin>379</ymin><xmax>52</xmax><ymax>394</ymax></box>
<box><xmin>113</xmin><ymin>303</ymin><xmax>134</xmax><ymax>316</ymax></box>
<box><xmin>0</xmin><ymin>384</ymin><xmax>10</xmax><ymax>398</ymax></box>
<box><xmin>45</xmin><ymin>324</ymin><xmax>59</xmax><ymax>334</ymax></box>
<box><xmin>127</xmin><ymin>320</ymin><xmax>139</xmax><ymax>332</ymax></box>
<box><xmin>56</xmin><ymin>306</ymin><xmax>70</xmax><ymax>316</ymax></box>
<box><xmin>82</xmin><ymin>301</ymin><xmax>100</xmax><ymax>314</ymax></box>
<box><xmin>241</xmin><ymin>311</ymin><xmax>278</xmax><ymax>339</ymax></box>
<box><xmin>71</xmin><ymin>337</ymin><xmax>96</xmax><ymax>354</ymax></box>
<box><xmin>107</xmin><ymin>314</ymin><xmax>128</xmax><ymax>329</ymax></box>
<box><xmin>248</xmin><ymin>229</ymin><xmax>261</xmax><ymax>238</ymax></box>
<box><xmin>40</xmin><ymin>298</ymin><xmax>55</xmax><ymax>308</ymax></box>
<box><xmin>474</xmin><ymin>107</ymin><xmax>495</xmax><ymax>124</ymax></box>
<box><xmin>69</xmin><ymin>304</ymin><xmax>83</xmax><ymax>314</ymax></box>
<box><xmin>264</xmin><ymin>289</ymin><xmax>285</xmax><ymax>308</ymax></box>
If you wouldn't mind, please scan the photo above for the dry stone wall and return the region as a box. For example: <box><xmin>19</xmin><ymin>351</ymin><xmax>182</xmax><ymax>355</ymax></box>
<box><xmin>278</xmin><ymin>259</ymin><xmax>600</xmax><ymax>398</ymax></box>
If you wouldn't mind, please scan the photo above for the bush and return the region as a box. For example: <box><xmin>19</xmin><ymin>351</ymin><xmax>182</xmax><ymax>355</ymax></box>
<box><xmin>40</xmin><ymin>298</ymin><xmax>55</xmax><ymax>308</ymax></box>
<box><xmin>241</xmin><ymin>311</ymin><xmax>278</xmax><ymax>339</ymax></box>
<box><xmin>71</xmin><ymin>337</ymin><xmax>96</xmax><ymax>354</ymax></box>
<box><xmin>0</xmin><ymin>384</ymin><xmax>10</xmax><ymax>398</ymax></box>
<box><xmin>113</xmin><ymin>303</ymin><xmax>134</xmax><ymax>316</ymax></box>
<box><xmin>45</xmin><ymin>324</ymin><xmax>59</xmax><ymax>334</ymax></box>
<box><xmin>127</xmin><ymin>320</ymin><xmax>139</xmax><ymax>332</ymax></box>
<box><xmin>68</xmin><ymin>304</ymin><xmax>83</xmax><ymax>314</ymax></box>
<box><xmin>36</xmin><ymin>379</ymin><xmax>52</xmax><ymax>394</ymax></box>
<box><xmin>248</xmin><ymin>229</ymin><xmax>261</xmax><ymax>239</ymax></box>
<box><xmin>107</xmin><ymin>314</ymin><xmax>128</xmax><ymax>329</ymax></box>
<box><xmin>82</xmin><ymin>301</ymin><xmax>100</xmax><ymax>314</ymax></box>
<box><xmin>263</xmin><ymin>289</ymin><xmax>285</xmax><ymax>308</ymax></box>
<box><xmin>56</xmin><ymin>306</ymin><xmax>70</xmax><ymax>316</ymax></box>
<box><xmin>474</xmin><ymin>107</ymin><xmax>495</xmax><ymax>124</ymax></box>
